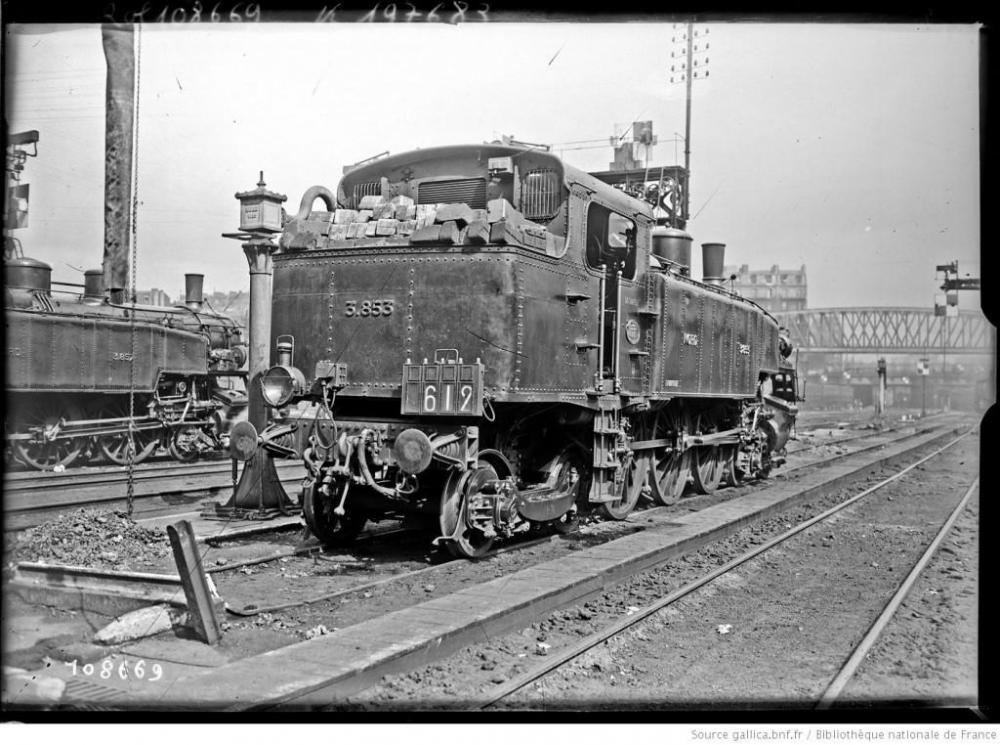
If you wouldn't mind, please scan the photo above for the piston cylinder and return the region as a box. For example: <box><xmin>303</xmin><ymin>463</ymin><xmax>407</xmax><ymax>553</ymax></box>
<box><xmin>651</xmin><ymin>227</ymin><xmax>692</xmax><ymax>275</ymax></box>
<box><xmin>701</xmin><ymin>242</ymin><xmax>726</xmax><ymax>285</ymax></box>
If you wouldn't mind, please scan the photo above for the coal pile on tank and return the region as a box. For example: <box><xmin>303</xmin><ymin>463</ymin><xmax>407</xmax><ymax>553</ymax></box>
<box><xmin>11</xmin><ymin>508</ymin><xmax>171</xmax><ymax>571</ymax></box>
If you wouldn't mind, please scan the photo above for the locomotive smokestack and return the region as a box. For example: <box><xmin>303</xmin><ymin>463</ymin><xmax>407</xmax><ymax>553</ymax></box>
<box><xmin>83</xmin><ymin>269</ymin><xmax>105</xmax><ymax>303</ymax></box>
<box><xmin>185</xmin><ymin>273</ymin><xmax>204</xmax><ymax>310</ymax></box>
<box><xmin>701</xmin><ymin>242</ymin><xmax>726</xmax><ymax>285</ymax></box>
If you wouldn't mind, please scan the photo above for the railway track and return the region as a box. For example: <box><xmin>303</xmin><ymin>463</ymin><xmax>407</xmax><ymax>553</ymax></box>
<box><xmin>469</xmin><ymin>429</ymin><xmax>978</xmax><ymax>709</ymax></box>
<box><xmin>8</xmin><ymin>416</ymin><xmax>962</xmax><ymax>613</ymax></box>
<box><xmin>4</xmin><ymin>416</ymin><xmax>975</xmax><ymax>710</ymax></box>
<box><xmin>208</xmin><ymin>417</ymin><xmax>954</xmax><ymax>618</ymax></box>
<box><xmin>3</xmin><ymin>458</ymin><xmax>307</xmax><ymax>532</ymax></box>
<box><xmin>5</xmin><ymin>412</ymin><xmax>955</xmax><ymax>535</ymax></box>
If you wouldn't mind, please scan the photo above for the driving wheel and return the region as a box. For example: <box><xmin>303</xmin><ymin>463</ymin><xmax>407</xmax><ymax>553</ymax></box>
<box><xmin>97</xmin><ymin>400</ymin><xmax>158</xmax><ymax>465</ymax></box>
<box><xmin>648</xmin><ymin>406</ymin><xmax>691</xmax><ymax>506</ymax></box>
<box><xmin>690</xmin><ymin>411</ymin><xmax>724</xmax><ymax>494</ymax></box>
<box><xmin>13</xmin><ymin>399</ymin><xmax>86</xmax><ymax>471</ymax></box>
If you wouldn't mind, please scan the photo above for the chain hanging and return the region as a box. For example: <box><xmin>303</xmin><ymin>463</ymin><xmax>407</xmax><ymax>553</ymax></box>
<box><xmin>126</xmin><ymin>24</ymin><xmax>142</xmax><ymax>516</ymax></box>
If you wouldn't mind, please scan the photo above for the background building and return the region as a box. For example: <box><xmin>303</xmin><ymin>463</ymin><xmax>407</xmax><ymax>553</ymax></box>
<box><xmin>724</xmin><ymin>263</ymin><xmax>808</xmax><ymax>313</ymax></box>
<box><xmin>136</xmin><ymin>288</ymin><xmax>171</xmax><ymax>306</ymax></box>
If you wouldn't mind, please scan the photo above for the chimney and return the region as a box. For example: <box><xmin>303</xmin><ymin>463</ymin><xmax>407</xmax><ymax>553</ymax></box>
<box><xmin>83</xmin><ymin>269</ymin><xmax>105</xmax><ymax>303</ymax></box>
<box><xmin>185</xmin><ymin>273</ymin><xmax>204</xmax><ymax>311</ymax></box>
<box><xmin>701</xmin><ymin>242</ymin><xmax>726</xmax><ymax>285</ymax></box>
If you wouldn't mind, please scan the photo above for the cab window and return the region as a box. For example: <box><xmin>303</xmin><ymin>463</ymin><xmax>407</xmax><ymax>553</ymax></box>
<box><xmin>585</xmin><ymin>202</ymin><xmax>636</xmax><ymax>279</ymax></box>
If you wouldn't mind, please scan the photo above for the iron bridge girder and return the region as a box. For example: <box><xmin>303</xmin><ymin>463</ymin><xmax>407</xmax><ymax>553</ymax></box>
<box><xmin>771</xmin><ymin>307</ymin><xmax>995</xmax><ymax>355</ymax></box>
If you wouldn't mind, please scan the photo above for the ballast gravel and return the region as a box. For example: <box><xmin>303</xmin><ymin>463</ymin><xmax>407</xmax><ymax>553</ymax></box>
<box><xmin>9</xmin><ymin>507</ymin><xmax>171</xmax><ymax>571</ymax></box>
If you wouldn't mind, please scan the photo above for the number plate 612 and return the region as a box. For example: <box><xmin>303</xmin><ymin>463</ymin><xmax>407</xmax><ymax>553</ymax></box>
<box><xmin>401</xmin><ymin>361</ymin><xmax>484</xmax><ymax>417</ymax></box>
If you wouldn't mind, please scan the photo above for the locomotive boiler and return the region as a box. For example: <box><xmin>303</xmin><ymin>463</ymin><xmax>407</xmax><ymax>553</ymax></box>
<box><xmin>250</xmin><ymin>143</ymin><xmax>798</xmax><ymax>557</ymax></box>
<box><xmin>4</xmin><ymin>257</ymin><xmax>248</xmax><ymax>470</ymax></box>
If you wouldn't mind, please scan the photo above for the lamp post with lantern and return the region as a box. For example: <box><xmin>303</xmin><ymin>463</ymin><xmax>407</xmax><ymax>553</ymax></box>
<box><xmin>214</xmin><ymin>173</ymin><xmax>298</xmax><ymax>517</ymax></box>
<box><xmin>229</xmin><ymin>173</ymin><xmax>287</xmax><ymax>430</ymax></box>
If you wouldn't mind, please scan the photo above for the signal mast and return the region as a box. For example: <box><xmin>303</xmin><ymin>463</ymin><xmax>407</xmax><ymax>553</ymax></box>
<box><xmin>4</xmin><ymin>127</ymin><xmax>39</xmax><ymax>261</ymax></box>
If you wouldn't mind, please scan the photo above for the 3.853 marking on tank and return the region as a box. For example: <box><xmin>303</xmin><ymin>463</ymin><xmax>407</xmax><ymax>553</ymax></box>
<box><xmin>345</xmin><ymin>299</ymin><xmax>394</xmax><ymax>317</ymax></box>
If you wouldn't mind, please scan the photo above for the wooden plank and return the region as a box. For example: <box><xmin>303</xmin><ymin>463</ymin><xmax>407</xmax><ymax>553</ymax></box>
<box><xmin>527</xmin><ymin>554</ymin><xmax>621</xmax><ymax>577</ymax></box>
<box><xmin>166</xmin><ymin>520</ymin><xmax>221</xmax><ymax>645</ymax></box>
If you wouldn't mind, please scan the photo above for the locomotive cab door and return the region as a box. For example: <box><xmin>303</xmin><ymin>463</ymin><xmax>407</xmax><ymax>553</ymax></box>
<box><xmin>586</xmin><ymin>203</ymin><xmax>637</xmax><ymax>383</ymax></box>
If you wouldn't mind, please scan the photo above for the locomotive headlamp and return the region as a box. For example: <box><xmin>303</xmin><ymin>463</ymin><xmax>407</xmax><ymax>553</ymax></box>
<box><xmin>262</xmin><ymin>334</ymin><xmax>305</xmax><ymax>407</ymax></box>
<box><xmin>261</xmin><ymin>364</ymin><xmax>306</xmax><ymax>408</ymax></box>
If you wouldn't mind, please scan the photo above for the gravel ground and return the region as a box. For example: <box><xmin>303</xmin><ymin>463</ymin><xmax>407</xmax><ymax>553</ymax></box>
<box><xmin>340</xmin><ymin>431</ymin><xmax>978</xmax><ymax>711</ymax></box>
<box><xmin>7</xmin><ymin>508</ymin><xmax>171</xmax><ymax>571</ymax></box>
<box><xmin>3</xmin><ymin>414</ymin><xmax>969</xmax><ymax>673</ymax></box>
<box><xmin>837</xmin><ymin>492</ymin><xmax>978</xmax><ymax>706</ymax></box>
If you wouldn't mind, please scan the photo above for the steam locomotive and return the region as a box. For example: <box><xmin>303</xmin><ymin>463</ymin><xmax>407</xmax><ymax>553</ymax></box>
<box><xmin>4</xmin><ymin>257</ymin><xmax>248</xmax><ymax>470</ymax></box>
<box><xmin>250</xmin><ymin>143</ymin><xmax>798</xmax><ymax>557</ymax></box>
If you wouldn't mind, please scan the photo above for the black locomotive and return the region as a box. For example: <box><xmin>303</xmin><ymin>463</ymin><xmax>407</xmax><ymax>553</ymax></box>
<box><xmin>251</xmin><ymin>143</ymin><xmax>797</xmax><ymax>557</ymax></box>
<box><xmin>4</xmin><ymin>257</ymin><xmax>248</xmax><ymax>470</ymax></box>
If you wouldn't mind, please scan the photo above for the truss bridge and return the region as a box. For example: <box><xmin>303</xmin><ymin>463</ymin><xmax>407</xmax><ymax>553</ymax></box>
<box><xmin>771</xmin><ymin>307</ymin><xmax>995</xmax><ymax>355</ymax></box>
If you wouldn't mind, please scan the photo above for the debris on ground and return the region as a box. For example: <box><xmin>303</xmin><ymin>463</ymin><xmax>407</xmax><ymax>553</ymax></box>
<box><xmin>11</xmin><ymin>508</ymin><xmax>171</xmax><ymax>571</ymax></box>
<box><xmin>94</xmin><ymin>604</ymin><xmax>186</xmax><ymax>645</ymax></box>
<box><xmin>304</xmin><ymin>624</ymin><xmax>331</xmax><ymax>639</ymax></box>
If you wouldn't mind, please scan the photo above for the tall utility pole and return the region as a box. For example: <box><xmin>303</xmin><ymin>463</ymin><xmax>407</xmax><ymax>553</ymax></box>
<box><xmin>100</xmin><ymin>24</ymin><xmax>138</xmax><ymax>303</ymax></box>
<box><xmin>682</xmin><ymin>26</ymin><xmax>692</xmax><ymax>222</ymax></box>
<box><xmin>670</xmin><ymin>22</ymin><xmax>710</xmax><ymax>225</ymax></box>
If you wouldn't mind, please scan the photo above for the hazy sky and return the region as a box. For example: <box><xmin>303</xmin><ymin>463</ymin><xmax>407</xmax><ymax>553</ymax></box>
<box><xmin>4</xmin><ymin>21</ymin><xmax>982</xmax><ymax>310</ymax></box>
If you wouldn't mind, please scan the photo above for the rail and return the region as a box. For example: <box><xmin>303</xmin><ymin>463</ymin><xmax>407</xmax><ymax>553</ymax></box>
<box><xmin>475</xmin><ymin>426</ymin><xmax>976</xmax><ymax>708</ymax></box>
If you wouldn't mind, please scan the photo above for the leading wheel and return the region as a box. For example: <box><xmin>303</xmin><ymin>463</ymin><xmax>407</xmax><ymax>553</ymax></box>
<box><xmin>440</xmin><ymin>462</ymin><xmax>498</xmax><ymax>559</ymax></box>
<box><xmin>302</xmin><ymin>480</ymin><xmax>369</xmax><ymax>546</ymax></box>
<box><xmin>648</xmin><ymin>406</ymin><xmax>691</xmax><ymax>506</ymax></box>
<box><xmin>13</xmin><ymin>400</ymin><xmax>86</xmax><ymax>471</ymax></box>
<box><xmin>97</xmin><ymin>401</ymin><xmax>158</xmax><ymax>466</ymax></box>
